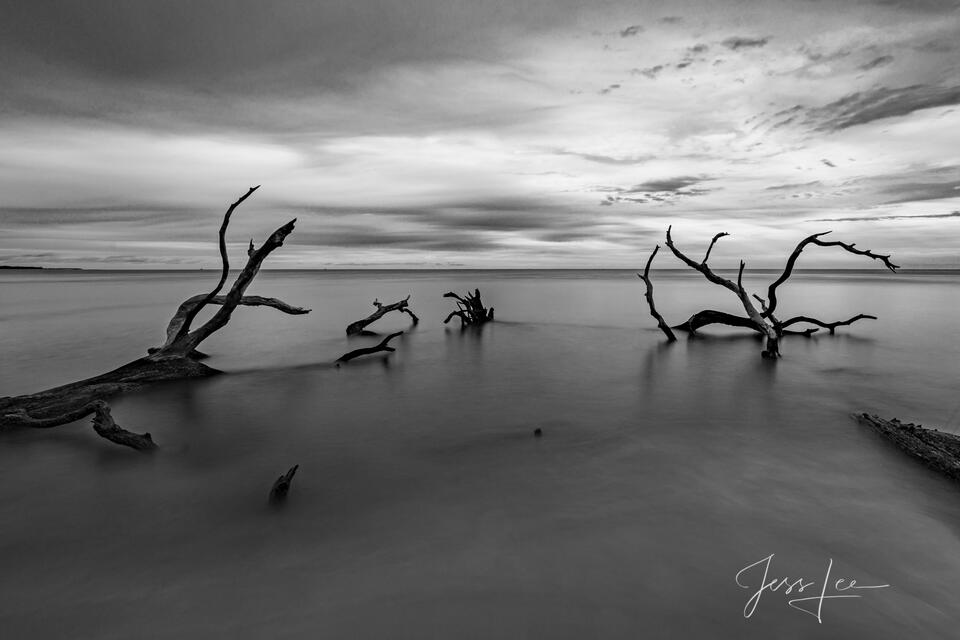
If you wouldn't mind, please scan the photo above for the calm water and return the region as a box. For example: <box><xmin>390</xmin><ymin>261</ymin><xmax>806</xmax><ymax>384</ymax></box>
<box><xmin>1</xmin><ymin>269</ymin><xmax>960</xmax><ymax>639</ymax></box>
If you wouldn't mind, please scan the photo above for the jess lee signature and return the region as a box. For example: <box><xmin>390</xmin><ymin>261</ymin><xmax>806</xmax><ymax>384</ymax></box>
<box><xmin>735</xmin><ymin>554</ymin><xmax>890</xmax><ymax>623</ymax></box>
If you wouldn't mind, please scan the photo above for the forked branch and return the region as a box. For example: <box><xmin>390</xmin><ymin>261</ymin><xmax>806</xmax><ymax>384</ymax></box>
<box><xmin>336</xmin><ymin>331</ymin><xmax>404</xmax><ymax>364</ymax></box>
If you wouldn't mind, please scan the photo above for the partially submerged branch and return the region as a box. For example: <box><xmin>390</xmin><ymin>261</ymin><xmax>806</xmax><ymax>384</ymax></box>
<box><xmin>336</xmin><ymin>331</ymin><xmax>404</xmax><ymax>364</ymax></box>
<box><xmin>443</xmin><ymin>289</ymin><xmax>494</xmax><ymax>327</ymax></box>
<box><xmin>641</xmin><ymin>227</ymin><xmax>896</xmax><ymax>357</ymax></box>
<box><xmin>1</xmin><ymin>186</ymin><xmax>307</xmax><ymax>448</ymax></box>
<box><xmin>345</xmin><ymin>295</ymin><xmax>419</xmax><ymax>335</ymax></box>
<box><xmin>1</xmin><ymin>399</ymin><xmax>156</xmax><ymax>451</ymax></box>
<box><xmin>855</xmin><ymin>414</ymin><xmax>960</xmax><ymax>481</ymax></box>
<box><xmin>781</xmin><ymin>314</ymin><xmax>877</xmax><ymax>334</ymax></box>
<box><xmin>637</xmin><ymin>245</ymin><xmax>676</xmax><ymax>342</ymax></box>
<box><xmin>269</xmin><ymin>464</ymin><xmax>299</xmax><ymax>503</ymax></box>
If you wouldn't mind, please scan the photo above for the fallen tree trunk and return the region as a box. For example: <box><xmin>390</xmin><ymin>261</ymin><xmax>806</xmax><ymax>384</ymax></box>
<box><xmin>443</xmin><ymin>289</ymin><xmax>494</xmax><ymax>327</ymax></box>
<box><xmin>854</xmin><ymin>414</ymin><xmax>960</xmax><ymax>482</ymax></box>
<box><xmin>0</xmin><ymin>187</ymin><xmax>309</xmax><ymax>448</ymax></box>
<box><xmin>336</xmin><ymin>331</ymin><xmax>404</xmax><ymax>364</ymax></box>
<box><xmin>345</xmin><ymin>295</ymin><xmax>419</xmax><ymax>335</ymax></box>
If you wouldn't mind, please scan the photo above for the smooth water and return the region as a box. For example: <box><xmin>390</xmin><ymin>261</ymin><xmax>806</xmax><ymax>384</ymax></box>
<box><xmin>1</xmin><ymin>269</ymin><xmax>959</xmax><ymax>639</ymax></box>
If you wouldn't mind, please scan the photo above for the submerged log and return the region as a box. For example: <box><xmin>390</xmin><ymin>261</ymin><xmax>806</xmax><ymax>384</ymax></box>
<box><xmin>443</xmin><ymin>289</ymin><xmax>494</xmax><ymax>327</ymax></box>
<box><xmin>854</xmin><ymin>414</ymin><xmax>960</xmax><ymax>481</ymax></box>
<box><xmin>0</xmin><ymin>187</ymin><xmax>309</xmax><ymax>449</ymax></box>
<box><xmin>345</xmin><ymin>295</ymin><xmax>419</xmax><ymax>335</ymax></box>
<box><xmin>269</xmin><ymin>464</ymin><xmax>299</xmax><ymax>503</ymax></box>
<box><xmin>336</xmin><ymin>331</ymin><xmax>404</xmax><ymax>364</ymax></box>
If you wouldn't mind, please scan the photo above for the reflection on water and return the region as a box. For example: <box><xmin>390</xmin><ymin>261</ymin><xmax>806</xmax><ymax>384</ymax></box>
<box><xmin>2</xmin><ymin>270</ymin><xmax>960</xmax><ymax>638</ymax></box>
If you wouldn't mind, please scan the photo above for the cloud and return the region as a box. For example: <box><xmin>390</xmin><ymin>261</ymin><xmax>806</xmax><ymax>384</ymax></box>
<box><xmin>721</xmin><ymin>36</ymin><xmax>770</xmax><ymax>51</ymax></box>
<box><xmin>804</xmin><ymin>84</ymin><xmax>960</xmax><ymax>131</ymax></box>
<box><xmin>628</xmin><ymin>176</ymin><xmax>709</xmax><ymax>192</ymax></box>
<box><xmin>808</xmin><ymin>211</ymin><xmax>960</xmax><ymax>222</ymax></box>
<box><xmin>632</xmin><ymin>64</ymin><xmax>665</xmax><ymax>79</ymax></box>
<box><xmin>859</xmin><ymin>55</ymin><xmax>894</xmax><ymax>71</ymax></box>
<box><xmin>552</xmin><ymin>150</ymin><xmax>655</xmax><ymax>165</ymax></box>
<box><xmin>620</xmin><ymin>25</ymin><xmax>643</xmax><ymax>37</ymax></box>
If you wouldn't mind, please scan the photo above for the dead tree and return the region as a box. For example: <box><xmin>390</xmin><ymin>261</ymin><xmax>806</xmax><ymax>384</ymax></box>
<box><xmin>0</xmin><ymin>186</ymin><xmax>310</xmax><ymax>447</ymax></box>
<box><xmin>640</xmin><ymin>227</ymin><xmax>898</xmax><ymax>358</ymax></box>
<box><xmin>345</xmin><ymin>295</ymin><xmax>419</xmax><ymax>335</ymax></box>
<box><xmin>336</xmin><ymin>331</ymin><xmax>404</xmax><ymax>364</ymax></box>
<box><xmin>443</xmin><ymin>289</ymin><xmax>494</xmax><ymax>327</ymax></box>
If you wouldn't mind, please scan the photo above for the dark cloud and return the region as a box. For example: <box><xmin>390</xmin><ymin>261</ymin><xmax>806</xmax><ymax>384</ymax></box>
<box><xmin>821</xmin><ymin>159</ymin><xmax>836</xmax><ymax>167</ymax></box>
<box><xmin>801</xmin><ymin>85</ymin><xmax>960</xmax><ymax>131</ymax></box>
<box><xmin>599</xmin><ymin>83</ymin><xmax>621</xmax><ymax>95</ymax></box>
<box><xmin>660</xmin><ymin>16</ymin><xmax>684</xmax><ymax>24</ymax></box>
<box><xmin>765</xmin><ymin>181</ymin><xmax>822</xmax><ymax>191</ymax></box>
<box><xmin>859</xmin><ymin>55</ymin><xmax>894</xmax><ymax>71</ymax></box>
<box><xmin>631</xmin><ymin>65</ymin><xmax>665</xmax><ymax>79</ymax></box>
<box><xmin>553</xmin><ymin>150</ymin><xmax>655</xmax><ymax>165</ymax></box>
<box><xmin>628</xmin><ymin>176</ymin><xmax>708</xmax><ymax>192</ymax></box>
<box><xmin>620</xmin><ymin>25</ymin><xmax>644</xmax><ymax>37</ymax></box>
<box><xmin>721</xmin><ymin>36</ymin><xmax>770</xmax><ymax>51</ymax></box>
<box><xmin>808</xmin><ymin>211</ymin><xmax>960</xmax><ymax>222</ymax></box>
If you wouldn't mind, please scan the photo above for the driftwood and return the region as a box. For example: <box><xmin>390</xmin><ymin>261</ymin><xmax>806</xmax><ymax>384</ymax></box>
<box><xmin>443</xmin><ymin>289</ymin><xmax>494</xmax><ymax>327</ymax></box>
<box><xmin>0</xmin><ymin>187</ymin><xmax>309</xmax><ymax>448</ymax></box>
<box><xmin>269</xmin><ymin>464</ymin><xmax>299</xmax><ymax>503</ymax></box>
<box><xmin>336</xmin><ymin>331</ymin><xmax>404</xmax><ymax>364</ymax></box>
<box><xmin>855</xmin><ymin>414</ymin><xmax>960</xmax><ymax>482</ymax></box>
<box><xmin>640</xmin><ymin>228</ymin><xmax>898</xmax><ymax>357</ymax></box>
<box><xmin>637</xmin><ymin>245</ymin><xmax>676</xmax><ymax>342</ymax></box>
<box><xmin>345</xmin><ymin>295</ymin><xmax>419</xmax><ymax>335</ymax></box>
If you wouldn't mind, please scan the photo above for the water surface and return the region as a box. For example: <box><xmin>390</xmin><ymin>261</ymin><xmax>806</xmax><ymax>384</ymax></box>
<box><xmin>1</xmin><ymin>269</ymin><xmax>959</xmax><ymax>638</ymax></box>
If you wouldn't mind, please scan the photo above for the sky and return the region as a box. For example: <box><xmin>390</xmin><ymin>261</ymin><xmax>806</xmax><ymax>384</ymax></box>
<box><xmin>1</xmin><ymin>0</ymin><xmax>959</xmax><ymax>269</ymax></box>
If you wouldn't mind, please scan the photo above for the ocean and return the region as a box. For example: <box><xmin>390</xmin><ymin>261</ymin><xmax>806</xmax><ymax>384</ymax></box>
<box><xmin>1</xmin><ymin>268</ymin><xmax>959</xmax><ymax>638</ymax></box>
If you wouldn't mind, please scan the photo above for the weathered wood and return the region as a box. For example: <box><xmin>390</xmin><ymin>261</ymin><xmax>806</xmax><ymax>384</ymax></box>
<box><xmin>0</xmin><ymin>187</ymin><xmax>307</xmax><ymax>447</ymax></box>
<box><xmin>640</xmin><ymin>227</ymin><xmax>896</xmax><ymax>357</ymax></box>
<box><xmin>637</xmin><ymin>245</ymin><xmax>676</xmax><ymax>342</ymax></box>
<box><xmin>345</xmin><ymin>295</ymin><xmax>419</xmax><ymax>335</ymax></box>
<box><xmin>854</xmin><ymin>414</ymin><xmax>960</xmax><ymax>482</ymax></box>
<box><xmin>443</xmin><ymin>289</ymin><xmax>494</xmax><ymax>326</ymax></box>
<box><xmin>90</xmin><ymin>402</ymin><xmax>156</xmax><ymax>451</ymax></box>
<box><xmin>269</xmin><ymin>465</ymin><xmax>299</xmax><ymax>503</ymax></box>
<box><xmin>336</xmin><ymin>331</ymin><xmax>404</xmax><ymax>364</ymax></box>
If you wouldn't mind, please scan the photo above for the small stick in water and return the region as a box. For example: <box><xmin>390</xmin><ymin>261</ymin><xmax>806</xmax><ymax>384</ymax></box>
<box><xmin>269</xmin><ymin>465</ymin><xmax>299</xmax><ymax>504</ymax></box>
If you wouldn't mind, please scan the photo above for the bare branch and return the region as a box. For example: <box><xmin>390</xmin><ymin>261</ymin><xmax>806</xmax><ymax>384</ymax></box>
<box><xmin>336</xmin><ymin>331</ymin><xmax>404</xmax><ymax>364</ymax></box>
<box><xmin>443</xmin><ymin>289</ymin><xmax>494</xmax><ymax>326</ymax></box>
<box><xmin>764</xmin><ymin>231</ymin><xmax>899</xmax><ymax>318</ymax></box>
<box><xmin>173</xmin><ymin>186</ymin><xmax>260</xmax><ymax>342</ymax></box>
<box><xmin>90</xmin><ymin>402</ymin><xmax>156</xmax><ymax>451</ymax></box>
<box><xmin>672</xmin><ymin>310</ymin><xmax>762</xmax><ymax>333</ymax></box>
<box><xmin>702</xmin><ymin>232</ymin><xmax>729</xmax><ymax>265</ymax></box>
<box><xmin>345</xmin><ymin>295</ymin><xmax>418</xmax><ymax>335</ymax></box>
<box><xmin>780</xmin><ymin>314</ymin><xmax>877</xmax><ymax>334</ymax></box>
<box><xmin>162</xmin><ymin>294</ymin><xmax>310</xmax><ymax>347</ymax></box>
<box><xmin>637</xmin><ymin>245</ymin><xmax>676</xmax><ymax>341</ymax></box>
<box><xmin>169</xmin><ymin>218</ymin><xmax>298</xmax><ymax>354</ymax></box>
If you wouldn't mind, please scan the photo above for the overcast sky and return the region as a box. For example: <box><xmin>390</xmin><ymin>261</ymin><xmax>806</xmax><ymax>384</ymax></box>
<box><xmin>1</xmin><ymin>0</ymin><xmax>958</xmax><ymax>268</ymax></box>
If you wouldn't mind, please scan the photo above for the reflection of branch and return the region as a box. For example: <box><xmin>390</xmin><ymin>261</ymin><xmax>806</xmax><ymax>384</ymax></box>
<box><xmin>637</xmin><ymin>245</ymin><xmax>675</xmax><ymax>341</ymax></box>
<box><xmin>336</xmin><ymin>331</ymin><xmax>404</xmax><ymax>364</ymax></box>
